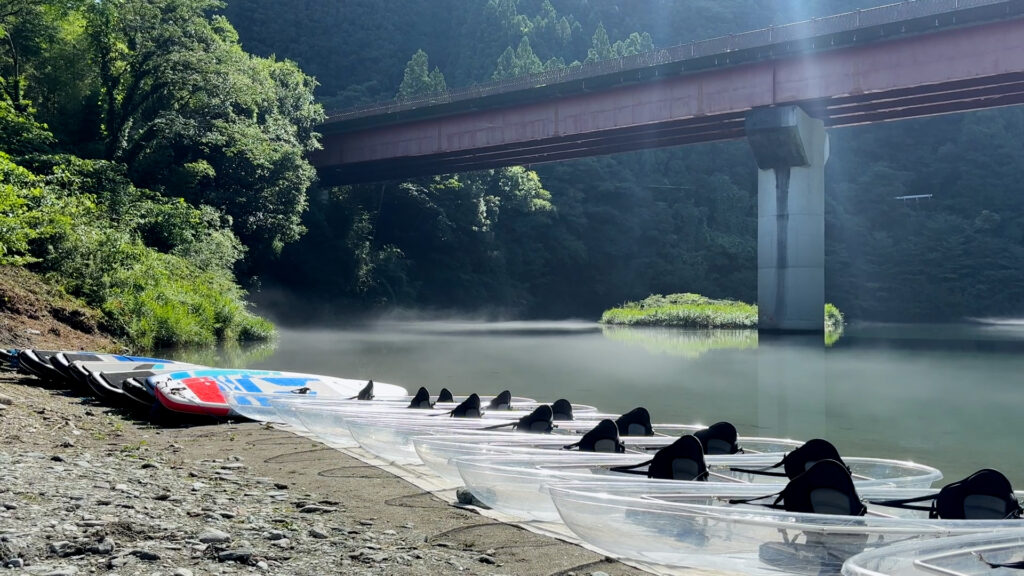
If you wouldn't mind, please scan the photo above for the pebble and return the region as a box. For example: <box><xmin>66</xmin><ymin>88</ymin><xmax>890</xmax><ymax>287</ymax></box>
<box><xmin>42</xmin><ymin>567</ymin><xmax>78</xmax><ymax>576</ymax></box>
<box><xmin>309</xmin><ymin>527</ymin><xmax>329</xmax><ymax>539</ymax></box>
<box><xmin>299</xmin><ymin>504</ymin><xmax>336</xmax><ymax>513</ymax></box>
<box><xmin>217</xmin><ymin>549</ymin><xmax>252</xmax><ymax>563</ymax></box>
<box><xmin>0</xmin><ymin>393</ymin><xmax>14</xmax><ymax>405</ymax></box>
<box><xmin>172</xmin><ymin>569</ymin><xmax>194</xmax><ymax>576</ymax></box>
<box><xmin>198</xmin><ymin>528</ymin><xmax>232</xmax><ymax>543</ymax></box>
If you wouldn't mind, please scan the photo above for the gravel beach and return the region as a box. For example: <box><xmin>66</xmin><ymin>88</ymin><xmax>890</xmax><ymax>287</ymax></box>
<box><xmin>0</xmin><ymin>368</ymin><xmax>655</xmax><ymax>576</ymax></box>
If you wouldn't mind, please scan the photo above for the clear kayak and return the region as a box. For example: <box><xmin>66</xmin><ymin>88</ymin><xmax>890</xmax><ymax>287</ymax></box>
<box><xmin>336</xmin><ymin>414</ymin><xmax>610</xmax><ymax>463</ymax></box>
<box><xmin>547</xmin><ymin>479</ymin><xmax>1022</xmax><ymax>576</ymax></box>
<box><xmin>228</xmin><ymin>390</ymin><xmax>547</xmax><ymax>425</ymax></box>
<box><xmin>413</xmin><ymin>431</ymin><xmax>805</xmax><ymax>486</ymax></box>
<box><xmin>842</xmin><ymin>528</ymin><xmax>1024</xmax><ymax>576</ymax></box>
<box><xmin>455</xmin><ymin>453</ymin><xmax>943</xmax><ymax>522</ymax></box>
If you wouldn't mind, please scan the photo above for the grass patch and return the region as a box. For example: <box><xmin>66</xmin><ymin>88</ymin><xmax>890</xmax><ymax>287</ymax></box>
<box><xmin>600</xmin><ymin>293</ymin><xmax>758</xmax><ymax>329</ymax></box>
<box><xmin>601</xmin><ymin>292</ymin><xmax>846</xmax><ymax>338</ymax></box>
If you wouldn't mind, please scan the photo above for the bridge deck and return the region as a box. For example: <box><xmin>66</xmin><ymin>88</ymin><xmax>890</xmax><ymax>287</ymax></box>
<box><xmin>312</xmin><ymin>0</ymin><xmax>1024</xmax><ymax>184</ymax></box>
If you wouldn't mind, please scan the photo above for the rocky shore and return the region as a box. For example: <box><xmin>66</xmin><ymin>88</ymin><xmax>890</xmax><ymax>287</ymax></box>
<box><xmin>0</xmin><ymin>368</ymin><xmax>653</xmax><ymax>576</ymax></box>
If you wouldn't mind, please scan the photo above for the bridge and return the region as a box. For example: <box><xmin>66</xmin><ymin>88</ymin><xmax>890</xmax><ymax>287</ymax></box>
<box><xmin>310</xmin><ymin>0</ymin><xmax>1024</xmax><ymax>332</ymax></box>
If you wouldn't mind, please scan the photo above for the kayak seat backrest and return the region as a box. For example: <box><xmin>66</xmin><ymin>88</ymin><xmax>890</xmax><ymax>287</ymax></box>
<box><xmin>551</xmin><ymin>399</ymin><xmax>574</xmax><ymax>421</ymax></box>
<box><xmin>488</xmin><ymin>390</ymin><xmax>513</xmax><ymax>410</ymax></box>
<box><xmin>409</xmin><ymin>387</ymin><xmax>433</xmax><ymax>409</ymax></box>
<box><xmin>782</xmin><ymin>439</ymin><xmax>848</xmax><ymax>480</ymax></box>
<box><xmin>438</xmin><ymin>388</ymin><xmax>455</xmax><ymax>403</ymax></box>
<box><xmin>626</xmin><ymin>423</ymin><xmax>647</xmax><ymax>436</ymax></box>
<box><xmin>356</xmin><ymin>380</ymin><xmax>374</xmax><ymax>401</ymax></box>
<box><xmin>779</xmin><ymin>459</ymin><xmax>866</xmax><ymax>516</ymax></box>
<box><xmin>451</xmin><ymin>394</ymin><xmax>483</xmax><ymax>418</ymax></box>
<box><xmin>647</xmin><ymin>435</ymin><xmax>708</xmax><ymax>481</ymax></box>
<box><xmin>693</xmin><ymin>422</ymin><xmax>740</xmax><ymax>455</ymax></box>
<box><xmin>615</xmin><ymin>407</ymin><xmax>654</xmax><ymax>437</ymax></box>
<box><xmin>569</xmin><ymin>419</ymin><xmax>625</xmax><ymax>453</ymax></box>
<box><xmin>514</xmin><ymin>405</ymin><xmax>553</xmax><ymax>434</ymax></box>
<box><xmin>934</xmin><ymin>469</ymin><xmax>1022</xmax><ymax>520</ymax></box>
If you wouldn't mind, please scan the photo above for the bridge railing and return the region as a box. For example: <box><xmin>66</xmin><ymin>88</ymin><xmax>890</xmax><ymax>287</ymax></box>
<box><xmin>325</xmin><ymin>0</ymin><xmax>1008</xmax><ymax>123</ymax></box>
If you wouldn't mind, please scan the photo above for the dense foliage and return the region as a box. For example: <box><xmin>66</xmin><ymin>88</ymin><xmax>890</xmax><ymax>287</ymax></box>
<box><xmin>0</xmin><ymin>0</ymin><xmax>324</xmax><ymax>347</ymax></box>
<box><xmin>228</xmin><ymin>0</ymin><xmax>1023</xmax><ymax>323</ymax></box>
<box><xmin>4</xmin><ymin>0</ymin><xmax>1020</xmax><ymax>336</ymax></box>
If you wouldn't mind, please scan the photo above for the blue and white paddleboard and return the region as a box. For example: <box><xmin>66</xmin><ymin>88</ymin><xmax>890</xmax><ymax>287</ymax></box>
<box><xmin>150</xmin><ymin>369</ymin><xmax>407</xmax><ymax>417</ymax></box>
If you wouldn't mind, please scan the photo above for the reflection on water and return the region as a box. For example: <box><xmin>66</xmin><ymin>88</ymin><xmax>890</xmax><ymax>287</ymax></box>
<box><xmin>161</xmin><ymin>340</ymin><xmax>276</xmax><ymax>368</ymax></box>
<box><xmin>179</xmin><ymin>320</ymin><xmax>1024</xmax><ymax>486</ymax></box>
<box><xmin>600</xmin><ymin>325</ymin><xmax>757</xmax><ymax>358</ymax></box>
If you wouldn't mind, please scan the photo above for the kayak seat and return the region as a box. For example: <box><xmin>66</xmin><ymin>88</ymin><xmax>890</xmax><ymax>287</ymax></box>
<box><xmin>451</xmin><ymin>394</ymin><xmax>483</xmax><ymax>418</ymax></box>
<box><xmin>615</xmin><ymin>407</ymin><xmax>654</xmax><ymax>437</ymax></box>
<box><xmin>513</xmin><ymin>405</ymin><xmax>553</xmax><ymax>434</ymax></box>
<box><xmin>934</xmin><ymin>469</ymin><xmax>1022</xmax><ymax>520</ymax></box>
<box><xmin>694</xmin><ymin>422</ymin><xmax>740</xmax><ymax>455</ymax></box>
<box><xmin>551</xmin><ymin>399</ymin><xmax>574</xmax><ymax>421</ymax></box>
<box><xmin>647</xmin><ymin>435</ymin><xmax>708</xmax><ymax>481</ymax></box>
<box><xmin>565</xmin><ymin>419</ymin><xmax>624</xmax><ymax>453</ymax></box>
<box><xmin>731</xmin><ymin>438</ymin><xmax>850</xmax><ymax>480</ymax></box>
<box><xmin>355</xmin><ymin>380</ymin><xmax>374</xmax><ymax>401</ymax></box>
<box><xmin>438</xmin><ymin>388</ymin><xmax>455</xmax><ymax>403</ymax></box>
<box><xmin>779</xmin><ymin>460</ymin><xmax>866</xmax><ymax>516</ymax></box>
<box><xmin>488</xmin><ymin>390</ymin><xmax>513</xmax><ymax>410</ymax></box>
<box><xmin>408</xmin><ymin>387</ymin><xmax>434</xmax><ymax>409</ymax></box>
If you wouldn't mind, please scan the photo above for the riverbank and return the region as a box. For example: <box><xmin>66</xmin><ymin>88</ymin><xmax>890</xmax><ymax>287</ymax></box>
<box><xmin>0</xmin><ymin>371</ymin><xmax>653</xmax><ymax>576</ymax></box>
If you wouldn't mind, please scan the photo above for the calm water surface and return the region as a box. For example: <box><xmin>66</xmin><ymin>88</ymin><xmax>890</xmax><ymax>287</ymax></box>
<box><xmin>238</xmin><ymin>321</ymin><xmax>1024</xmax><ymax>484</ymax></box>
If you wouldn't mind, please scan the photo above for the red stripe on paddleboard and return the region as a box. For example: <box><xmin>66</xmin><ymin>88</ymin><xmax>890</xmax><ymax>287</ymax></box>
<box><xmin>183</xmin><ymin>377</ymin><xmax>226</xmax><ymax>404</ymax></box>
<box><xmin>155</xmin><ymin>386</ymin><xmax>230</xmax><ymax>417</ymax></box>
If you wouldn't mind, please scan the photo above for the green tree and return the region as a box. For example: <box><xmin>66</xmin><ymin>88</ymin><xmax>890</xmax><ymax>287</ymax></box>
<box><xmin>85</xmin><ymin>0</ymin><xmax>323</xmax><ymax>261</ymax></box>
<box><xmin>492</xmin><ymin>36</ymin><xmax>545</xmax><ymax>80</ymax></box>
<box><xmin>397</xmin><ymin>49</ymin><xmax>446</xmax><ymax>100</ymax></box>
<box><xmin>585</xmin><ymin>22</ymin><xmax>613</xmax><ymax>63</ymax></box>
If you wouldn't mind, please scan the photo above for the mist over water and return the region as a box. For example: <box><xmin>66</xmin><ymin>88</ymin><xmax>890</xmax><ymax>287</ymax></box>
<box><xmin>244</xmin><ymin>321</ymin><xmax>1024</xmax><ymax>484</ymax></box>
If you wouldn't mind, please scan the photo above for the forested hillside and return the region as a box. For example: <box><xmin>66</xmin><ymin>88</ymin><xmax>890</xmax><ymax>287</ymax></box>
<box><xmin>225</xmin><ymin>0</ymin><xmax>1024</xmax><ymax>322</ymax></box>
<box><xmin>3</xmin><ymin>0</ymin><xmax>1020</xmax><ymax>337</ymax></box>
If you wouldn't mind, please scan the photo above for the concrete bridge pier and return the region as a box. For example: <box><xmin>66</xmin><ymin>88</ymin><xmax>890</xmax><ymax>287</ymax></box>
<box><xmin>746</xmin><ymin>105</ymin><xmax>827</xmax><ymax>333</ymax></box>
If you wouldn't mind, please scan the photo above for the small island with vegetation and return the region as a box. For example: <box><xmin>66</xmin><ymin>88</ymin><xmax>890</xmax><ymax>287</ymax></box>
<box><xmin>600</xmin><ymin>293</ymin><xmax>845</xmax><ymax>334</ymax></box>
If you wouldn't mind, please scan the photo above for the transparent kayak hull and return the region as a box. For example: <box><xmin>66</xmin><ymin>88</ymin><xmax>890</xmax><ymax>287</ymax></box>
<box><xmin>842</xmin><ymin>528</ymin><xmax>1024</xmax><ymax>576</ymax></box>
<box><xmin>456</xmin><ymin>455</ymin><xmax>942</xmax><ymax>522</ymax></box>
<box><xmin>262</xmin><ymin>393</ymin><xmax>533</xmax><ymax>433</ymax></box>
<box><xmin>414</xmin><ymin>433</ymin><xmax>804</xmax><ymax>488</ymax></box>
<box><xmin>548</xmin><ymin>483</ymin><xmax>1021</xmax><ymax>576</ymax></box>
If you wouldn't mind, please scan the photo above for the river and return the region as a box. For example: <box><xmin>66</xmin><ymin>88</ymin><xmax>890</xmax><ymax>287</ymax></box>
<box><xmin>228</xmin><ymin>320</ymin><xmax>1024</xmax><ymax>485</ymax></box>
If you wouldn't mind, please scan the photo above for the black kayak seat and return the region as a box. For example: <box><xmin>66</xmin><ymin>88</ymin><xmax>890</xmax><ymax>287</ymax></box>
<box><xmin>693</xmin><ymin>421</ymin><xmax>740</xmax><ymax>455</ymax></box>
<box><xmin>871</xmin><ymin>468</ymin><xmax>1023</xmax><ymax>520</ymax></box>
<box><xmin>551</xmin><ymin>398</ymin><xmax>574</xmax><ymax>421</ymax></box>
<box><xmin>355</xmin><ymin>379</ymin><xmax>374</xmax><ymax>400</ymax></box>
<box><xmin>513</xmin><ymin>404</ymin><xmax>553</xmax><ymax>434</ymax></box>
<box><xmin>488</xmin><ymin>390</ymin><xmax>513</xmax><ymax>410</ymax></box>
<box><xmin>729</xmin><ymin>459</ymin><xmax>866</xmax><ymax>516</ymax></box>
<box><xmin>647</xmin><ymin>435</ymin><xmax>708</xmax><ymax>481</ymax></box>
<box><xmin>438</xmin><ymin>388</ymin><xmax>455</xmax><ymax>403</ymax></box>
<box><xmin>408</xmin><ymin>386</ymin><xmax>433</xmax><ymax>409</ymax></box>
<box><xmin>451</xmin><ymin>393</ymin><xmax>482</xmax><ymax>418</ymax></box>
<box><xmin>937</xmin><ymin>469</ymin><xmax>1022</xmax><ymax>520</ymax></box>
<box><xmin>780</xmin><ymin>459</ymin><xmax>866</xmax><ymax>516</ymax></box>
<box><xmin>615</xmin><ymin>407</ymin><xmax>654</xmax><ymax>437</ymax></box>
<box><xmin>733</xmin><ymin>438</ymin><xmax>850</xmax><ymax>480</ymax></box>
<box><xmin>565</xmin><ymin>419</ymin><xmax>624</xmax><ymax>453</ymax></box>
